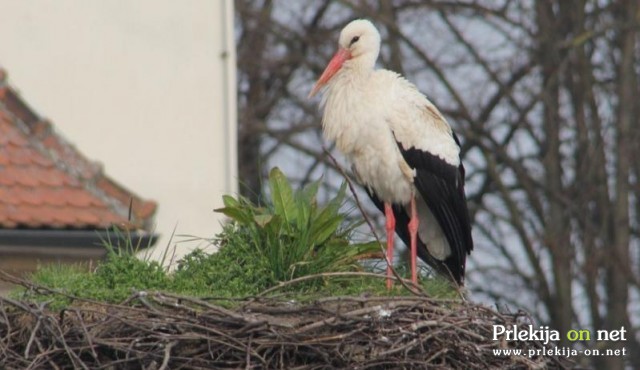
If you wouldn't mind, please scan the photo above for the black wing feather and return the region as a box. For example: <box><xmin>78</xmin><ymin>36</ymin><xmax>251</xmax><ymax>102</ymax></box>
<box><xmin>400</xmin><ymin>142</ymin><xmax>473</xmax><ymax>281</ymax></box>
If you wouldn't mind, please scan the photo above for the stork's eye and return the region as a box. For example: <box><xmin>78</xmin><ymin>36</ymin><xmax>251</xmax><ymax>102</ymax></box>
<box><xmin>350</xmin><ymin>36</ymin><xmax>360</xmax><ymax>46</ymax></box>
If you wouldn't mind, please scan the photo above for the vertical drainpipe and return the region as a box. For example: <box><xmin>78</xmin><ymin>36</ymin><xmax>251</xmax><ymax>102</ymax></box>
<box><xmin>220</xmin><ymin>0</ymin><xmax>238</xmax><ymax>195</ymax></box>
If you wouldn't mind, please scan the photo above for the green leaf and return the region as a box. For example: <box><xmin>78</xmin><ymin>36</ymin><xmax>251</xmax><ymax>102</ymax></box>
<box><xmin>334</xmin><ymin>181</ymin><xmax>347</xmax><ymax>206</ymax></box>
<box><xmin>349</xmin><ymin>241</ymin><xmax>384</xmax><ymax>256</ymax></box>
<box><xmin>254</xmin><ymin>214</ymin><xmax>274</xmax><ymax>228</ymax></box>
<box><xmin>295</xmin><ymin>178</ymin><xmax>320</xmax><ymax>230</ymax></box>
<box><xmin>222</xmin><ymin>195</ymin><xmax>240</xmax><ymax>208</ymax></box>
<box><xmin>214</xmin><ymin>206</ymin><xmax>252</xmax><ymax>225</ymax></box>
<box><xmin>309</xmin><ymin>210</ymin><xmax>343</xmax><ymax>247</ymax></box>
<box><xmin>262</xmin><ymin>214</ymin><xmax>283</xmax><ymax>235</ymax></box>
<box><xmin>301</xmin><ymin>178</ymin><xmax>321</xmax><ymax>204</ymax></box>
<box><xmin>269</xmin><ymin>167</ymin><xmax>296</xmax><ymax>224</ymax></box>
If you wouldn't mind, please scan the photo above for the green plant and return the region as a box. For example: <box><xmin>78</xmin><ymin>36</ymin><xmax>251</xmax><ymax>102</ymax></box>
<box><xmin>93</xmin><ymin>253</ymin><xmax>167</xmax><ymax>293</ymax></box>
<box><xmin>172</xmin><ymin>230</ymin><xmax>275</xmax><ymax>297</ymax></box>
<box><xmin>214</xmin><ymin>167</ymin><xmax>380</xmax><ymax>284</ymax></box>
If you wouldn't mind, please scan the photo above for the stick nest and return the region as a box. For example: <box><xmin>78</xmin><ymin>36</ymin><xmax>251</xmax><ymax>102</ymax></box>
<box><xmin>0</xmin><ymin>286</ymin><xmax>574</xmax><ymax>370</ymax></box>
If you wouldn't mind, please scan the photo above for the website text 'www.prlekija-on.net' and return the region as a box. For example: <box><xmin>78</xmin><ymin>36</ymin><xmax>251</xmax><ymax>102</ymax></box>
<box><xmin>491</xmin><ymin>324</ymin><xmax>627</xmax><ymax>359</ymax></box>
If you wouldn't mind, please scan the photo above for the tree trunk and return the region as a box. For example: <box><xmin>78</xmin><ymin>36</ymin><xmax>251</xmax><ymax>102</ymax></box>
<box><xmin>603</xmin><ymin>1</ymin><xmax>636</xmax><ymax>368</ymax></box>
<box><xmin>535</xmin><ymin>0</ymin><xmax>573</xmax><ymax>346</ymax></box>
<box><xmin>236</xmin><ymin>0</ymin><xmax>273</xmax><ymax>202</ymax></box>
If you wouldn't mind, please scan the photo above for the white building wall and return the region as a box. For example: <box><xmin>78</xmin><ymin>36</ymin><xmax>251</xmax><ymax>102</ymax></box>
<box><xmin>0</xmin><ymin>0</ymin><xmax>238</xmax><ymax>263</ymax></box>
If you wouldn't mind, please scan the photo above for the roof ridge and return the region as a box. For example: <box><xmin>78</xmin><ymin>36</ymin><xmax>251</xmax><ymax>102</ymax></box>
<box><xmin>0</xmin><ymin>70</ymin><xmax>156</xmax><ymax>230</ymax></box>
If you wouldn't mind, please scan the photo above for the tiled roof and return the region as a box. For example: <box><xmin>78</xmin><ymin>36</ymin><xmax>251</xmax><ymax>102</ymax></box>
<box><xmin>0</xmin><ymin>68</ymin><xmax>157</xmax><ymax>230</ymax></box>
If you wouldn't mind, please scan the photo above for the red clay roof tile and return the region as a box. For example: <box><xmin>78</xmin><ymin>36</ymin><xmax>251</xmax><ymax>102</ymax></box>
<box><xmin>0</xmin><ymin>69</ymin><xmax>156</xmax><ymax>230</ymax></box>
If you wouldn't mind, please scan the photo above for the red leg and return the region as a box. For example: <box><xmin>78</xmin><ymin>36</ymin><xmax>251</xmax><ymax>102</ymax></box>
<box><xmin>384</xmin><ymin>203</ymin><xmax>395</xmax><ymax>289</ymax></box>
<box><xmin>408</xmin><ymin>196</ymin><xmax>419</xmax><ymax>284</ymax></box>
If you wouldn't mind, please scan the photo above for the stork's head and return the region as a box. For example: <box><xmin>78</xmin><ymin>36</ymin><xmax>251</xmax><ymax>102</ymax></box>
<box><xmin>309</xmin><ymin>19</ymin><xmax>381</xmax><ymax>98</ymax></box>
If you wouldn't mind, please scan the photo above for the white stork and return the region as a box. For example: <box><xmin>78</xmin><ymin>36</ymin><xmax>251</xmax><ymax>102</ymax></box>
<box><xmin>309</xmin><ymin>19</ymin><xmax>473</xmax><ymax>288</ymax></box>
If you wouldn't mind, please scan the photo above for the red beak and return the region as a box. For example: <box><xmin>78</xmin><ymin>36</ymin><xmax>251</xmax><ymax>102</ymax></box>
<box><xmin>308</xmin><ymin>48</ymin><xmax>351</xmax><ymax>98</ymax></box>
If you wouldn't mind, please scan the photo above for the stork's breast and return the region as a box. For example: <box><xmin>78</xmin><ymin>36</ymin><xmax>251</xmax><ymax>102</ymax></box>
<box><xmin>351</xmin><ymin>148</ymin><xmax>414</xmax><ymax>205</ymax></box>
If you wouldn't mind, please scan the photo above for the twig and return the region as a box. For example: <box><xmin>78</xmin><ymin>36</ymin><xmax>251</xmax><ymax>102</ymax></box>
<box><xmin>73</xmin><ymin>309</ymin><xmax>101</xmax><ymax>366</ymax></box>
<box><xmin>24</xmin><ymin>313</ymin><xmax>42</xmax><ymax>359</ymax></box>
<box><xmin>158</xmin><ymin>341</ymin><xmax>176</xmax><ymax>370</ymax></box>
<box><xmin>256</xmin><ymin>271</ymin><xmax>402</xmax><ymax>297</ymax></box>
